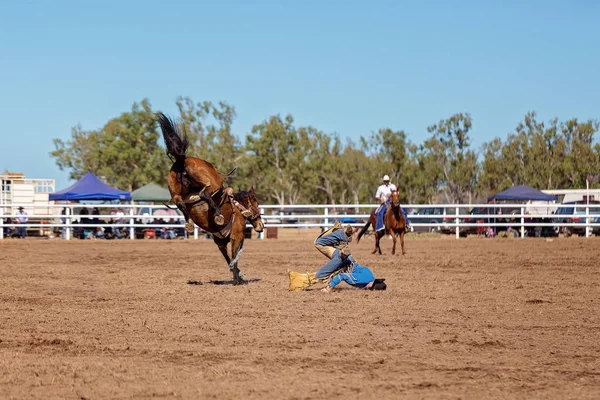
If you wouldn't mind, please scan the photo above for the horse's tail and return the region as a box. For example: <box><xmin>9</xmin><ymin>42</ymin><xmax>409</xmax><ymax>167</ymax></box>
<box><xmin>356</xmin><ymin>219</ymin><xmax>371</xmax><ymax>244</ymax></box>
<box><xmin>219</xmin><ymin>166</ymin><xmax>238</xmax><ymax>178</ymax></box>
<box><xmin>157</xmin><ymin>113</ymin><xmax>188</xmax><ymax>167</ymax></box>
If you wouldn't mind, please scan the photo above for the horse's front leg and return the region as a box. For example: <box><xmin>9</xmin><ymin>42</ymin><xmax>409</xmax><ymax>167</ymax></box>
<box><xmin>229</xmin><ymin>235</ymin><xmax>246</xmax><ymax>285</ymax></box>
<box><xmin>400</xmin><ymin>231</ymin><xmax>406</xmax><ymax>255</ymax></box>
<box><xmin>391</xmin><ymin>232</ymin><xmax>397</xmax><ymax>255</ymax></box>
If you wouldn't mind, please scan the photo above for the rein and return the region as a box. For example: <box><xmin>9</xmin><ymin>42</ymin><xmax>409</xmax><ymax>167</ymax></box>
<box><xmin>213</xmin><ymin>193</ymin><xmax>259</xmax><ymax>239</ymax></box>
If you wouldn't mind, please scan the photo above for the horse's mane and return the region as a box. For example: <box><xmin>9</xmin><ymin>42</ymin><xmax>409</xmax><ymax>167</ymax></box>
<box><xmin>233</xmin><ymin>190</ymin><xmax>251</xmax><ymax>203</ymax></box>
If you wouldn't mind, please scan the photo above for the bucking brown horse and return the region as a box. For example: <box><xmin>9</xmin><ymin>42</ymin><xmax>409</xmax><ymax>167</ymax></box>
<box><xmin>356</xmin><ymin>189</ymin><xmax>407</xmax><ymax>255</ymax></box>
<box><xmin>158</xmin><ymin>113</ymin><xmax>264</xmax><ymax>284</ymax></box>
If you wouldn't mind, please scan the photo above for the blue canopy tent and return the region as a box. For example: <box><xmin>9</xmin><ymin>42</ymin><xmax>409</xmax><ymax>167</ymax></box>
<box><xmin>487</xmin><ymin>185</ymin><xmax>558</xmax><ymax>202</ymax></box>
<box><xmin>49</xmin><ymin>172</ymin><xmax>131</xmax><ymax>201</ymax></box>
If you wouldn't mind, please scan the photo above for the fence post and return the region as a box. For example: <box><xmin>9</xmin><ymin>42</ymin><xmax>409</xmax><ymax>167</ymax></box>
<box><xmin>324</xmin><ymin>207</ymin><xmax>329</xmax><ymax>228</ymax></box>
<box><xmin>586</xmin><ymin>206</ymin><xmax>590</xmax><ymax>238</ymax></box>
<box><xmin>259</xmin><ymin>208</ymin><xmax>265</xmax><ymax>239</ymax></box>
<box><xmin>0</xmin><ymin>207</ymin><xmax>4</xmax><ymax>240</ymax></box>
<box><xmin>65</xmin><ymin>207</ymin><xmax>71</xmax><ymax>241</ymax></box>
<box><xmin>129</xmin><ymin>207</ymin><xmax>135</xmax><ymax>240</ymax></box>
<box><xmin>455</xmin><ymin>207</ymin><xmax>459</xmax><ymax>239</ymax></box>
<box><xmin>194</xmin><ymin>225</ymin><xmax>198</xmax><ymax>240</ymax></box>
<box><xmin>521</xmin><ymin>206</ymin><xmax>525</xmax><ymax>238</ymax></box>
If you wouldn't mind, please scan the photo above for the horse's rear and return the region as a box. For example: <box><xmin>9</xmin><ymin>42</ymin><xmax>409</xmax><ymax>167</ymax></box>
<box><xmin>356</xmin><ymin>207</ymin><xmax>387</xmax><ymax>255</ymax></box>
<box><xmin>356</xmin><ymin>208</ymin><xmax>378</xmax><ymax>243</ymax></box>
<box><xmin>167</xmin><ymin>157</ymin><xmax>224</xmax><ymax>204</ymax></box>
<box><xmin>159</xmin><ymin>112</ymin><xmax>230</xmax><ymax>229</ymax></box>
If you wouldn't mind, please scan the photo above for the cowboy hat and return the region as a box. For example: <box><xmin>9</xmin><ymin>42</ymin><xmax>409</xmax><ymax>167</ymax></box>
<box><xmin>369</xmin><ymin>278</ymin><xmax>387</xmax><ymax>291</ymax></box>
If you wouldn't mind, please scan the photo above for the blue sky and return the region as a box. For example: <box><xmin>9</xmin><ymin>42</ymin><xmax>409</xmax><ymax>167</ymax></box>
<box><xmin>1</xmin><ymin>0</ymin><xmax>599</xmax><ymax>190</ymax></box>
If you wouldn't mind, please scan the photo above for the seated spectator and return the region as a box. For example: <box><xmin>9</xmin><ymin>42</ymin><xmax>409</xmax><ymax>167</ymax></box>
<box><xmin>91</xmin><ymin>207</ymin><xmax>101</xmax><ymax>225</ymax></box>
<box><xmin>94</xmin><ymin>226</ymin><xmax>105</xmax><ymax>239</ymax></box>
<box><xmin>160</xmin><ymin>225</ymin><xmax>176</xmax><ymax>239</ymax></box>
<box><xmin>78</xmin><ymin>208</ymin><xmax>93</xmax><ymax>239</ymax></box>
<box><xmin>4</xmin><ymin>218</ymin><xmax>18</xmax><ymax>238</ymax></box>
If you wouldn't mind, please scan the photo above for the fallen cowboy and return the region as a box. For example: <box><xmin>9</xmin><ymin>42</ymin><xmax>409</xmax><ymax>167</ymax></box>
<box><xmin>288</xmin><ymin>255</ymin><xmax>387</xmax><ymax>292</ymax></box>
<box><xmin>288</xmin><ymin>221</ymin><xmax>387</xmax><ymax>292</ymax></box>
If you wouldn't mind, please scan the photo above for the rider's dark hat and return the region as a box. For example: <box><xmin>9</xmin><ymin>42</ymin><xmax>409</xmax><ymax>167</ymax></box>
<box><xmin>369</xmin><ymin>278</ymin><xmax>387</xmax><ymax>291</ymax></box>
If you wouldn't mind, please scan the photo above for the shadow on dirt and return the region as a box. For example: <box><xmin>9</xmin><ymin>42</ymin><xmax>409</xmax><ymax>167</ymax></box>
<box><xmin>187</xmin><ymin>278</ymin><xmax>261</xmax><ymax>286</ymax></box>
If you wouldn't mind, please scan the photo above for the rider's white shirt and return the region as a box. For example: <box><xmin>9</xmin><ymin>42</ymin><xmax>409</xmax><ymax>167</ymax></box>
<box><xmin>375</xmin><ymin>183</ymin><xmax>397</xmax><ymax>202</ymax></box>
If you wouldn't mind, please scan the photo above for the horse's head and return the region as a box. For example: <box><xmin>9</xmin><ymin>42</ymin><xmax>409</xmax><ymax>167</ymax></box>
<box><xmin>390</xmin><ymin>190</ymin><xmax>401</xmax><ymax>208</ymax></box>
<box><xmin>234</xmin><ymin>187</ymin><xmax>264</xmax><ymax>233</ymax></box>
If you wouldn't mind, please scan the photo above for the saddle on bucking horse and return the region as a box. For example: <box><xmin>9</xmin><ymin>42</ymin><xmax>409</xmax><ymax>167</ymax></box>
<box><xmin>168</xmin><ymin>180</ymin><xmax>256</xmax><ymax>236</ymax></box>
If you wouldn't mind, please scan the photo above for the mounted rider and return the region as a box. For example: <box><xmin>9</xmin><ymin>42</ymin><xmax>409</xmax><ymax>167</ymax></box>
<box><xmin>374</xmin><ymin>174</ymin><xmax>411</xmax><ymax>232</ymax></box>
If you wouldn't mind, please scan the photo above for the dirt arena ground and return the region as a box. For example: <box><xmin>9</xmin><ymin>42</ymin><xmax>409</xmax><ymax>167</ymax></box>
<box><xmin>1</xmin><ymin>232</ymin><xmax>599</xmax><ymax>399</ymax></box>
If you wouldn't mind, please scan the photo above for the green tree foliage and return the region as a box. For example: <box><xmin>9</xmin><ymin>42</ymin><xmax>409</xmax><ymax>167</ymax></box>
<box><xmin>480</xmin><ymin>112</ymin><xmax>600</xmax><ymax>195</ymax></box>
<box><xmin>51</xmin><ymin>125</ymin><xmax>103</xmax><ymax>179</ymax></box>
<box><xmin>426</xmin><ymin>113</ymin><xmax>479</xmax><ymax>203</ymax></box>
<box><xmin>51</xmin><ymin>99</ymin><xmax>169</xmax><ymax>191</ymax></box>
<box><xmin>244</xmin><ymin>114</ymin><xmax>308</xmax><ymax>205</ymax></box>
<box><xmin>361</xmin><ymin>128</ymin><xmax>411</xmax><ymax>198</ymax></box>
<box><xmin>175</xmin><ymin>96</ymin><xmax>242</xmax><ymax>188</ymax></box>
<box><xmin>338</xmin><ymin>140</ymin><xmax>376</xmax><ymax>206</ymax></box>
<box><xmin>51</xmin><ymin>98</ymin><xmax>600</xmax><ymax>204</ymax></box>
<box><xmin>405</xmin><ymin>142</ymin><xmax>444</xmax><ymax>204</ymax></box>
<box><xmin>562</xmin><ymin>118</ymin><xmax>600</xmax><ymax>188</ymax></box>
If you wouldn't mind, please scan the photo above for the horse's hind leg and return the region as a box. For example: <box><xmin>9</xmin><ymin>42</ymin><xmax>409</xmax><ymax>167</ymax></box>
<box><xmin>169</xmin><ymin>194</ymin><xmax>194</xmax><ymax>233</ymax></box>
<box><xmin>216</xmin><ymin>242</ymin><xmax>231</xmax><ymax>264</ymax></box>
<box><xmin>372</xmin><ymin>233</ymin><xmax>378</xmax><ymax>254</ymax></box>
<box><xmin>214</xmin><ymin>236</ymin><xmax>232</xmax><ymax>274</ymax></box>
<box><xmin>200</xmin><ymin>187</ymin><xmax>225</xmax><ymax>226</ymax></box>
<box><xmin>168</xmin><ymin>171</ymin><xmax>194</xmax><ymax>233</ymax></box>
<box><xmin>374</xmin><ymin>232</ymin><xmax>383</xmax><ymax>255</ymax></box>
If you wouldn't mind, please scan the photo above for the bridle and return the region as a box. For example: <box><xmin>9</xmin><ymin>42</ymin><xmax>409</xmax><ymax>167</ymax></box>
<box><xmin>390</xmin><ymin>191</ymin><xmax>401</xmax><ymax>208</ymax></box>
<box><xmin>230</xmin><ymin>194</ymin><xmax>261</xmax><ymax>222</ymax></box>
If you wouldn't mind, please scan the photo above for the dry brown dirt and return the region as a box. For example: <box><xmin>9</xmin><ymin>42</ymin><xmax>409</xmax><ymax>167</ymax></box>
<box><xmin>1</xmin><ymin>233</ymin><xmax>599</xmax><ymax>399</ymax></box>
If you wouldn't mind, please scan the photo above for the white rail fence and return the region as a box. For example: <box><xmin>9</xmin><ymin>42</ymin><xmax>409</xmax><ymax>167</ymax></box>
<box><xmin>1</xmin><ymin>203</ymin><xmax>599</xmax><ymax>240</ymax></box>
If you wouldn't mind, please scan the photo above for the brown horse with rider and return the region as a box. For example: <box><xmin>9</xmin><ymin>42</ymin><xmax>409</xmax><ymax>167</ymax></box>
<box><xmin>356</xmin><ymin>189</ymin><xmax>407</xmax><ymax>255</ymax></box>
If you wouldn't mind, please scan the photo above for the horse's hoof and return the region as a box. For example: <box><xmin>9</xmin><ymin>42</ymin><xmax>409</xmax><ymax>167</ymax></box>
<box><xmin>214</xmin><ymin>215</ymin><xmax>225</xmax><ymax>225</ymax></box>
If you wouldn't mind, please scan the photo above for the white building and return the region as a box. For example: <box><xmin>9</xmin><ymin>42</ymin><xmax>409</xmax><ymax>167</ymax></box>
<box><xmin>541</xmin><ymin>189</ymin><xmax>600</xmax><ymax>204</ymax></box>
<box><xmin>1</xmin><ymin>171</ymin><xmax>55</xmax><ymax>216</ymax></box>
